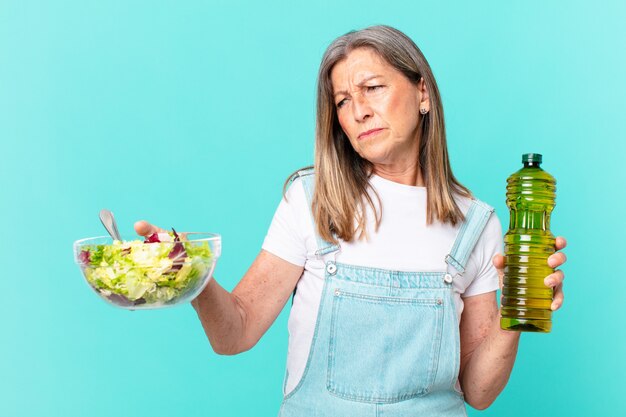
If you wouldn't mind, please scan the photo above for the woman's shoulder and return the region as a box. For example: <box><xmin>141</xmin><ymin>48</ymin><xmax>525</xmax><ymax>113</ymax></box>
<box><xmin>453</xmin><ymin>193</ymin><xmax>495</xmax><ymax>215</ymax></box>
<box><xmin>452</xmin><ymin>193</ymin><xmax>502</xmax><ymax>238</ymax></box>
<box><xmin>284</xmin><ymin>166</ymin><xmax>315</xmax><ymax>189</ymax></box>
<box><xmin>453</xmin><ymin>193</ymin><xmax>473</xmax><ymax>211</ymax></box>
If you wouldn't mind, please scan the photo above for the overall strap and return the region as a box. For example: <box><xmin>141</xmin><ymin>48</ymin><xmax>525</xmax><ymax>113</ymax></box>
<box><xmin>294</xmin><ymin>168</ymin><xmax>340</xmax><ymax>257</ymax></box>
<box><xmin>445</xmin><ymin>199</ymin><xmax>494</xmax><ymax>274</ymax></box>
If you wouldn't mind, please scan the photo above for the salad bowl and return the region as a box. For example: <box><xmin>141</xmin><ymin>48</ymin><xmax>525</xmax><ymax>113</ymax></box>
<box><xmin>73</xmin><ymin>231</ymin><xmax>221</xmax><ymax>310</ymax></box>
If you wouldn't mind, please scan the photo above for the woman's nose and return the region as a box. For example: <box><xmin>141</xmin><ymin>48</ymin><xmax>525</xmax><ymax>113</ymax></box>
<box><xmin>352</xmin><ymin>95</ymin><xmax>373</xmax><ymax>121</ymax></box>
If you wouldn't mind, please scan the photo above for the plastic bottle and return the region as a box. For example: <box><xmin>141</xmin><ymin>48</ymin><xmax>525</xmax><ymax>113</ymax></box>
<box><xmin>500</xmin><ymin>153</ymin><xmax>556</xmax><ymax>333</ymax></box>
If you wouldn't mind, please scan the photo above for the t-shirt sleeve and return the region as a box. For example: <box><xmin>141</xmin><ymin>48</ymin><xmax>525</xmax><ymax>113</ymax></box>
<box><xmin>261</xmin><ymin>179</ymin><xmax>309</xmax><ymax>267</ymax></box>
<box><xmin>462</xmin><ymin>211</ymin><xmax>504</xmax><ymax>297</ymax></box>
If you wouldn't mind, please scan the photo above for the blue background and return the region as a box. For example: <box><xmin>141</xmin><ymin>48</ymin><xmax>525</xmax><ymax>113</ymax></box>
<box><xmin>1</xmin><ymin>0</ymin><xmax>624</xmax><ymax>416</ymax></box>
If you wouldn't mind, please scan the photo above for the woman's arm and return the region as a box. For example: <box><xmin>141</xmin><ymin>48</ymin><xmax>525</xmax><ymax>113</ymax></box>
<box><xmin>458</xmin><ymin>291</ymin><xmax>519</xmax><ymax>410</ymax></box>
<box><xmin>191</xmin><ymin>250</ymin><xmax>303</xmax><ymax>355</ymax></box>
<box><xmin>459</xmin><ymin>237</ymin><xmax>567</xmax><ymax>409</ymax></box>
<box><xmin>134</xmin><ymin>220</ymin><xmax>303</xmax><ymax>356</ymax></box>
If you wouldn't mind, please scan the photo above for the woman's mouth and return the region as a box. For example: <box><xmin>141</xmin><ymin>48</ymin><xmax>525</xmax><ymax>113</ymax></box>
<box><xmin>358</xmin><ymin>128</ymin><xmax>384</xmax><ymax>140</ymax></box>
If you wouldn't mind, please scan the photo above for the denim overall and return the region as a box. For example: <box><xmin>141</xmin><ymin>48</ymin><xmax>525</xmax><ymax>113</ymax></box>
<box><xmin>279</xmin><ymin>169</ymin><xmax>494</xmax><ymax>417</ymax></box>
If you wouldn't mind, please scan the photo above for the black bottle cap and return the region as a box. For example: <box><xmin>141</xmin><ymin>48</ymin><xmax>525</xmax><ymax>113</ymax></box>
<box><xmin>522</xmin><ymin>153</ymin><xmax>542</xmax><ymax>164</ymax></box>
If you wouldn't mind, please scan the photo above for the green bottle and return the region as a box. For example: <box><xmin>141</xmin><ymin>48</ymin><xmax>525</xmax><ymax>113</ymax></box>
<box><xmin>500</xmin><ymin>153</ymin><xmax>556</xmax><ymax>333</ymax></box>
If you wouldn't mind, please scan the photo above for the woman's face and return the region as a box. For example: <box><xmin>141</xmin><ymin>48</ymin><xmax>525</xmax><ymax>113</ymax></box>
<box><xmin>331</xmin><ymin>48</ymin><xmax>429</xmax><ymax>175</ymax></box>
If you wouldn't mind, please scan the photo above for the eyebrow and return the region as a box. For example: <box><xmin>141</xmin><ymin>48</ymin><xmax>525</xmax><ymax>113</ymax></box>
<box><xmin>333</xmin><ymin>75</ymin><xmax>383</xmax><ymax>97</ymax></box>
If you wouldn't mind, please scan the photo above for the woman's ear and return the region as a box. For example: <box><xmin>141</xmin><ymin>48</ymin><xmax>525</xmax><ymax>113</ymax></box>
<box><xmin>418</xmin><ymin>77</ymin><xmax>430</xmax><ymax>112</ymax></box>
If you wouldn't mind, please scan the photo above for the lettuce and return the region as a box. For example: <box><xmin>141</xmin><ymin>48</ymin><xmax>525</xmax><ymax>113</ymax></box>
<box><xmin>80</xmin><ymin>231</ymin><xmax>212</xmax><ymax>306</ymax></box>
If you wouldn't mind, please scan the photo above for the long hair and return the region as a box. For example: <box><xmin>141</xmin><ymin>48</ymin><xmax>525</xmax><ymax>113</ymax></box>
<box><xmin>285</xmin><ymin>25</ymin><xmax>471</xmax><ymax>244</ymax></box>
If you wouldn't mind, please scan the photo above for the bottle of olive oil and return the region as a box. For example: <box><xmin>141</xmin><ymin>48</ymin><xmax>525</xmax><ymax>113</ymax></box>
<box><xmin>500</xmin><ymin>153</ymin><xmax>556</xmax><ymax>333</ymax></box>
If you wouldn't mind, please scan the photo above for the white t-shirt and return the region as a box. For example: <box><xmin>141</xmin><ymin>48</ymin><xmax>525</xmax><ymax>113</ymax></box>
<box><xmin>262</xmin><ymin>173</ymin><xmax>503</xmax><ymax>395</ymax></box>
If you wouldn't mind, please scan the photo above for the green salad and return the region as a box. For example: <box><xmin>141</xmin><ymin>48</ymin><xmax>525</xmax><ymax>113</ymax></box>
<box><xmin>78</xmin><ymin>230</ymin><xmax>213</xmax><ymax>306</ymax></box>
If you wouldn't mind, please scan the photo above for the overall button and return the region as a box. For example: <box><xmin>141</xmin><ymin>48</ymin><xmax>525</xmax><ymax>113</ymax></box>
<box><xmin>326</xmin><ymin>263</ymin><xmax>337</xmax><ymax>275</ymax></box>
<box><xmin>443</xmin><ymin>273</ymin><xmax>453</xmax><ymax>284</ymax></box>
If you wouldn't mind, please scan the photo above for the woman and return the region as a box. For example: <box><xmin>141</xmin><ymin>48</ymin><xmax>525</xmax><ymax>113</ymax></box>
<box><xmin>136</xmin><ymin>25</ymin><xmax>566</xmax><ymax>415</ymax></box>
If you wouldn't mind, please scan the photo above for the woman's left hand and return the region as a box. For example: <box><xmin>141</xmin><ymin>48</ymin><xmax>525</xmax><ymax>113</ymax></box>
<box><xmin>492</xmin><ymin>236</ymin><xmax>567</xmax><ymax>311</ymax></box>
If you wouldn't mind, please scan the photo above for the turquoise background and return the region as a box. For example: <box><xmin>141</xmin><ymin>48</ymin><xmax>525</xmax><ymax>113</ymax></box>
<box><xmin>1</xmin><ymin>0</ymin><xmax>624</xmax><ymax>415</ymax></box>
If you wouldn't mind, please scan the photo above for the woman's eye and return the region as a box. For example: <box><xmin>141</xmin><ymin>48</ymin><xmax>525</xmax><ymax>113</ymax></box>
<box><xmin>336</xmin><ymin>99</ymin><xmax>347</xmax><ymax>108</ymax></box>
<box><xmin>366</xmin><ymin>85</ymin><xmax>384</xmax><ymax>92</ymax></box>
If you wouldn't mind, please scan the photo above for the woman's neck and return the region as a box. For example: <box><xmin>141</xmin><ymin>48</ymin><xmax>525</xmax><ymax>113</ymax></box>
<box><xmin>372</xmin><ymin>163</ymin><xmax>425</xmax><ymax>186</ymax></box>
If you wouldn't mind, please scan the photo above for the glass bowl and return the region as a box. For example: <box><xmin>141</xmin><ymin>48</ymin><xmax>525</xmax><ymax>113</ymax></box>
<box><xmin>73</xmin><ymin>232</ymin><xmax>221</xmax><ymax>310</ymax></box>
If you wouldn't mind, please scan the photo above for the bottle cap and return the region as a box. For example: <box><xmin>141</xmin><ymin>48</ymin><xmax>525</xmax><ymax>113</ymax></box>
<box><xmin>522</xmin><ymin>153</ymin><xmax>542</xmax><ymax>164</ymax></box>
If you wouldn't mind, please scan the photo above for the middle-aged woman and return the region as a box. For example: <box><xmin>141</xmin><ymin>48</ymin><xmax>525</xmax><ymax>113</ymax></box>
<box><xmin>136</xmin><ymin>25</ymin><xmax>567</xmax><ymax>416</ymax></box>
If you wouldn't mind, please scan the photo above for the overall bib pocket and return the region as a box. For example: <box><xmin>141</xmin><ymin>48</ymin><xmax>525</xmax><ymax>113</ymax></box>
<box><xmin>327</xmin><ymin>288</ymin><xmax>445</xmax><ymax>403</ymax></box>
